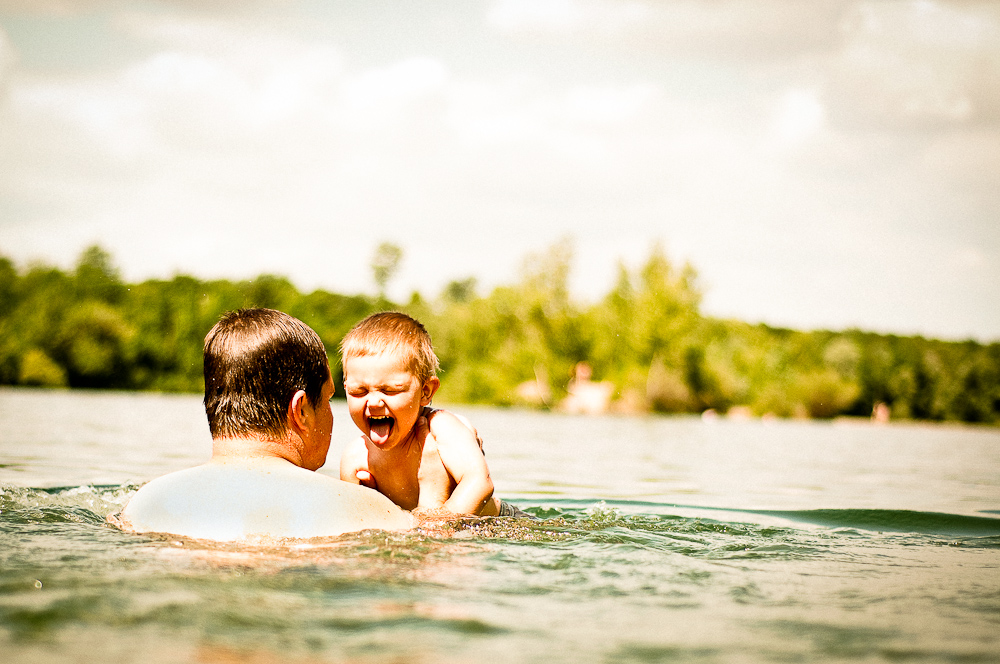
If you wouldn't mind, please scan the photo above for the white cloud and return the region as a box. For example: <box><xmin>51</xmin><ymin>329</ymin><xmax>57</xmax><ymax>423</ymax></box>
<box><xmin>0</xmin><ymin>24</ymin><xmax>11</xmax><ymax>81</ymax></box>
<box><xmin>771</xmin><ymin>88</ymin><xmax>826</xmax><ymax>146</ymax></box>
<box><xmin>488</xmin><ymin>0</ymin><xmax>599</xmax><ymax>33</ymax></box>
<box><xmin>828</xmin><ymin>1</ymin><xmax>1000</xmax><ymax>128</ymax></box>
<box><xmin>445</xmin><ymin>77</ymin><xmax>661</xmax><ymax>170</ymax></box>
<box><xmin>9</xmin><ymin>73</ymin><xmax>148</xmax><ymax>162</ymax></box>
<box><xmin>341</xmin><ymin>57</ymin><xmax>448</xmax><ymax>131</ymax></box>
<box><xmin>488</xmin><ymin>0</ymin><xmax>845</xmax><ymax>58</ymax></box>
<box><xmin>919</xmin><ymin>127</ymin><xmax>1000</xmax><ymax>188</ymax></box>
<box><xmin>564</xmin><ymin>84</ymin><xmax>658</xmax><ymax>126</ymax></box>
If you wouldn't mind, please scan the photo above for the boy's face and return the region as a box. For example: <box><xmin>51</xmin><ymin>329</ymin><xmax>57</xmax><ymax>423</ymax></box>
<box><xmin>343</xmin><ymin>352</ymin><xmax>439</xmax><ymax>452</ymax></box>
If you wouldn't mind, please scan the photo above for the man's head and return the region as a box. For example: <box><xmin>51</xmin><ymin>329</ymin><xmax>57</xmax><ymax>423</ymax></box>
<box><xmin>204</xmin><ymin>308</ymin><xmax>331</xmax><ymax>444</ymax></box>
<box><xmin>339</xmin><ymin>312</ymin><xmax>440</xmax><ymax>451</ymax></box>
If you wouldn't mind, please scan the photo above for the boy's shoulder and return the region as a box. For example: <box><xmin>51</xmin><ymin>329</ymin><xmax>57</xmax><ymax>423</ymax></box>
<box><xmin>424</xmin><ymin>406</ymin><xmax>467</xmax><ymax>426</ymax></box>
<box><xmin>425</xmin><ymin>408</ymin><xmax>467</xmax><ymax>434</ymax></box>
<box><xmin>424</xmin><ymin>408</ymin><xmax>482</xmax><ymax>451</ymax></box>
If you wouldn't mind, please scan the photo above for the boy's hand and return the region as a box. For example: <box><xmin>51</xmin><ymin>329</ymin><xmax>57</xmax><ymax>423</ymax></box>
<box><xmin>355</xmin><ymin>470</ymin><xmax>378</xmax><ymax>490</ymax></box>
<box><xmin>339</xmin><ymin>435</ymin><xmax>375</xmax><ymax>488</ymax></box>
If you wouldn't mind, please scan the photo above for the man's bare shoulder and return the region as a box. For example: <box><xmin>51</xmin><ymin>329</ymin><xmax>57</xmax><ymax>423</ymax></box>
<box><xmin>115</xmin><ymin>459</ymin><xmax>412</xmax><ymax>541</ymax></box>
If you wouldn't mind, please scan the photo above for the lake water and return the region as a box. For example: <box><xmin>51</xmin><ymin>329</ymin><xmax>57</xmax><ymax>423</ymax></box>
<box><xmin>1</xmin><ymin>387</ymin><xmax>999</xmax><ymax>663</ymax></box>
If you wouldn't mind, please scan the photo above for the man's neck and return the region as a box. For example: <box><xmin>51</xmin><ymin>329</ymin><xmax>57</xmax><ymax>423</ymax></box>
<box><xmin>211</xmin><ymin>435</ymin><xmax>302</xmax><ymax>466</ymax></box>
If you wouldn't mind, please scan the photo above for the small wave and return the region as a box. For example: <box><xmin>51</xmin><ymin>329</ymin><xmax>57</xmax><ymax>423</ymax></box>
<box><xmin>0</xmin><ymin>505</ymin><xmax>106</xmax><ymax>526</ymax></box>
<box><xmin>5</xmin><ymin>488</ymin><xmax>997</xmax><ymax>548</ymax></box>
<box><xmin>510</xmin><ymin>499</ymin><xmax>1000</xmax><ymax>538</ymax></box>
<box><xmin>456</xmin><ymin>500</ymin><xmax>1000</xmax><ymax>555</ymax></box>
<box><xmin>0</xmin><ymin>483</ymin><xmax>139</xmax><ymax>517</ymax></box>
<box><xmin>751</xmin><ymin>508</ymin><xmax>1000</xmax><ymax>537</ymax></box>
<box><xmin>459</xmin><ymin>501</ymin><xmax>811</xmax><ymax>562</ymax></box>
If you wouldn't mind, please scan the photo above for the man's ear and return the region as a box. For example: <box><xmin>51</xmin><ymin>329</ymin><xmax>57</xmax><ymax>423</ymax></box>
<box><xmin>420</xmin><ymin>377</ymin><xmax>440</xmax><ymax>406</ymax></box>
<box><xmin>288</xmin><ymin>389</ymin><xmax>311</xmax><ymax>434</ymax></box>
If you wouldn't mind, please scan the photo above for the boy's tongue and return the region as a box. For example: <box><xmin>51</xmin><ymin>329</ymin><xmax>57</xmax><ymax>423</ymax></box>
<box><xmin>369</xmin><ymin>418</ymin><xmax>393</xmax><ymax>445</ymax></box>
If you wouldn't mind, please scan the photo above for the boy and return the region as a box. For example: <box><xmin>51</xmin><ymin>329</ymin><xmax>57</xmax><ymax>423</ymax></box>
<box><xmin>339</xmin><ymin>311</ymin><xmax>521</xmax><ymax>517</ymax></box>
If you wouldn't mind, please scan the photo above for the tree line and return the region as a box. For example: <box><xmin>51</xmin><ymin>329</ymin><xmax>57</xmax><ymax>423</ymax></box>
<box><xmin>1</xmin><ymin>243</ymin><xmax>997</xmax><ymax>424</ymax></box>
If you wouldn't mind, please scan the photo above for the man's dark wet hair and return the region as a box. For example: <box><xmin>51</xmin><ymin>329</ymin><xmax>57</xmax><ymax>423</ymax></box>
<box><xmin>203</xmin><ymin>308</ymin><xmax>330</xmax><ymax>440</ymax></box>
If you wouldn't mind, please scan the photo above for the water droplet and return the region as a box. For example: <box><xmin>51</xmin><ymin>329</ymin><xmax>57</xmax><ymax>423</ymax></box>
<box><xmin>34</xmin><ymin>580</ymin><xmax>42</xmax><ymax>589</ymax></box>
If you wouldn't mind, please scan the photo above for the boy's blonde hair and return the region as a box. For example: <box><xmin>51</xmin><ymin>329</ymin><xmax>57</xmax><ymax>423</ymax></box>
<box><xmin>340</xmin><ymin>311</ymin><xmax>440</xmax><ymax>382</ymax></box>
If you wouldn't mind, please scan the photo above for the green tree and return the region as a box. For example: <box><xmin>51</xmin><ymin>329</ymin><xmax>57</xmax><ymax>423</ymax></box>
<box><xmin>242</xmin><ymin>274</ymin><xmax>298</xmax><ymax>311</ymax></box>
<box><xmin>18</xmin><ymin>348</ymin><xmax>68</xmax><ymax>387</ymax></box>
<box><xmin>442</xmin><ymin>277</ymin><xmax>477</xmax><ymax>304</ymax></box>
<box><xmin>372</xmin><ymin>242</ymin><xmax>404</xmax><ymax>299</ymax></box>
<box><xmin>54</xmin><ymin>302</ymin><xmax>135</xmax><ymax>388</ymax></box>
<box><xmin>0</xmin><ymin>244</ymin><xmax>995</xmax><ymax>424</ymax></box>
<box><xmin>75</xmin><ymin>245</ymin><xmax>126</xmax><ymax>304</ymax></box>
<box><xmin>587</xmin><ymin>243</ymin><xmax>702</xmax><ymax>412</ymax></box>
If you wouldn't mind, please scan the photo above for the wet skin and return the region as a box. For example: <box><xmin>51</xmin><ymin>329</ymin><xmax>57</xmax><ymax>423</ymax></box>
<box><xmin>342</xmin><ymin>353</ymin><xmax>442</xmax><ymax>510</ymax></box>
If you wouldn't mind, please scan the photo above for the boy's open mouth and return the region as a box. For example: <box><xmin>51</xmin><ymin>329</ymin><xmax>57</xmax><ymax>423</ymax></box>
<box><xmin>368</xmin><ymin>415</ymin><xmax>395</xmax><ymax>445</ymax></box>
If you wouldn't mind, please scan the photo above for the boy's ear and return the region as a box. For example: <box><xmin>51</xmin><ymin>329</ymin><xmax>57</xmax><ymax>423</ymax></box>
<box><xmin>420</xmin><ymin>377</ymin><xmax>440</xmax><ymax>406</ymax></box>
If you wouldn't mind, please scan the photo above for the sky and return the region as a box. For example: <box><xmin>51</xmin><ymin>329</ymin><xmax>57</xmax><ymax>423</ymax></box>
<box><xmin>0</xmin><ymin>0</ymin><xmax>998</xmax><ymax>342</ymax></box>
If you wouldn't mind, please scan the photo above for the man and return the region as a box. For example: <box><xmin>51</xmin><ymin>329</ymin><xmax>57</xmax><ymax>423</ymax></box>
<box><xmin>109</xmin><ymin>308</ymin><xmax>413</xmax><ymax>541</ymax></box>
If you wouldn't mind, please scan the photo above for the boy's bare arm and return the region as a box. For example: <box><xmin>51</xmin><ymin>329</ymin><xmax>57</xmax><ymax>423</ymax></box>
<box><xmin>426</xmin><ymin>410</ymin><xmax>495</xmax><ymax>515</ymax></box>
<box><xmin>423</xmin><ymin>406</ymin><xmax>485</xmax><ymax>451</ymax></box>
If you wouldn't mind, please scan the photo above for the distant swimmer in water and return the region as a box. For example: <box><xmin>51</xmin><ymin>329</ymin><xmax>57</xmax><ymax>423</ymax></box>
<box><xmin>338</xmin><ymin>312</ymin><xmax>529</xmax><ymax>519</ymax></box>
<box><xmin>108</xmin><ymin>308</ymin><xmax>412</xmax><ymax>541</ymax></box>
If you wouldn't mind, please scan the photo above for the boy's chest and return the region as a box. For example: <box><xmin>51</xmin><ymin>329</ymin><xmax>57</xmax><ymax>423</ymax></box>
<box><xmin>367</xmin><ymin>444</ymin><xmax>454</xmax><ymax>511</ymax></box>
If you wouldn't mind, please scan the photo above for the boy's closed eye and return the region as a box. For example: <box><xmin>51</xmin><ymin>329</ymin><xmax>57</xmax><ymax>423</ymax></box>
<box><xmin>348</xmin><ymin>385</ymin><xmax>407</xmax><ymax>396</ymax></box>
